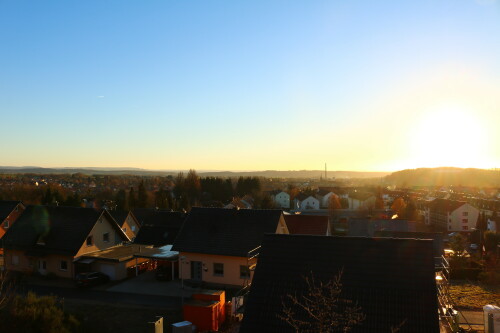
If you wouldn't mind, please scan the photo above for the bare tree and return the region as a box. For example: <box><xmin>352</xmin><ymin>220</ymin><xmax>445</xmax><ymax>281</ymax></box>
<box><xmin>278</xmin><ymin>269</ymin><xmax>365</xmax><ymax>333</ymax></box>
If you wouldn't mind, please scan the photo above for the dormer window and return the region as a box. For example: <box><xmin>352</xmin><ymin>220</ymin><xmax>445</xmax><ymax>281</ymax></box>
<box><xmin>86</xmin><ymin>236</ymin><xmax>93</xmax><ymax>246</ymax></box>
<box><xmin>4</xmin><ymin>221</ymin><xmax>9</xmax><ymax>228</ymax></box>
<box><xmin>103</xmin><ymin>232</ymin><xmax>109</xmax><ymax>242</ymax></box>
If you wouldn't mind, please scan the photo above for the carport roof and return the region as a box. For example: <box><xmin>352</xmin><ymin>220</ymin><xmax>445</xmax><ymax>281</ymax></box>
<box><xmin>133</xmin><ymin>244</ymin><xmax>178</xmax><ymax>261</ymax></box>
<box><xmin>79</xmin><ymin>244</ymin><xmax>178</xmax><ymax>262</ymax></box>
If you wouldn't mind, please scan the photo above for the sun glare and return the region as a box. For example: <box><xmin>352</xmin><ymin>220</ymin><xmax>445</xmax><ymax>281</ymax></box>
<box><xmin>410</xmin><ymin>104</ymin><xmax>491</xmax><ymax>169</ymax></box>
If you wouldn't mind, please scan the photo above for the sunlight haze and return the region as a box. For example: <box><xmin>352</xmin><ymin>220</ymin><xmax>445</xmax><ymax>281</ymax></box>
<box><xmin>1</xmin><ymin>1</ymin><xmax>499</xmax><ymax>172</ymax></box>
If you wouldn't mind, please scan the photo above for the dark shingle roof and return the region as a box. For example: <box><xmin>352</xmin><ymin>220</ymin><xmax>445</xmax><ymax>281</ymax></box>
<box><xmin>284</xmin><ymin>215</ymin><xmax>329</xmax><ymax>235</ymax></box>
<box><xmin>133</xmin><ymin>211</ymin><xmax>186</xmax><ymax>247</ymax></box>
<box><xmin>0</xmin><ymin>200</ymin><xmax>22</xmax><ymax>221</ymax></box>
<box><xmin>374</xmin><ymin>231</ymin><xmax>444</xmax><ymax>257</ymax></box>
<box><xmin>172</xmin><ymin>207</ymin><xmax>283</xmax><ymax>257</ymax></box>
<box><xmin>429</xmin><ymin>198</ymin><xmax>465</xmax><ymax>212</ymax></box>
<box><xmin>241</xmin><ymin>234</ymin><xmax>439</xmax><ymax>333</ymax></box>
<box><xmin>109</xmin><ymin>210</ymin><xmax>132</xmax><ymax>228</ymax></box>
<box><xmin>2</xmin><ymin>205</ymin><xmax>123</xmax><ymax>256</ymax></box>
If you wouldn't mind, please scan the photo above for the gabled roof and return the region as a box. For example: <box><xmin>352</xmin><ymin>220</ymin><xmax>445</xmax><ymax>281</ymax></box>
<box><xmin>316</xmin><ymin>189</ymin><xmax>333</xmax><ymax>196</ymax></box>
<box><xmin>172</xmin><ymin>207</ymin><xmax>283</xmax><ymax>257</ymax></box>
<box><xmin>132</xmin><ymin>208</ymin><xmax>176</xmax><ymax>226</ymax></box>
<box><xmin>284</xmin><ymin>215</ymin><xmax>329</xmax><ymax>235</ymax></box>
<box><xmin>3</xmin><ymin>205</ymin><xmax>127</xmax><ymax>256</ymax></box>
<box><xmin>429</xmin><ymin>198</ymin><xmax>466</xmax><ymax>212</ymax></box>
<box><xmin>241</xmin><ymin>234</ymin><xmax>439</xmax><ymax>333</ymax></box>
<box><xmin>133</xmin><ymin>211</ymin><xmax>186</xmax><ymax>247</ymax></box>
<box><xmin>0</xmin><ymin>200</ymin><xmax>23</xmax><ymax>221</ymax></box>
<box><xmin>349</xmin><ymin>191</ymin><xmax>375</xmax><ymax>201</ymax></box>
<box><xmin>109</xmin><ymin>210</ymin><xmax>138</xmax><ymax>229</ymax></box>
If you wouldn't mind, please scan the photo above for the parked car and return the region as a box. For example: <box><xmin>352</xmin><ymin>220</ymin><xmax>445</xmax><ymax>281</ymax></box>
<box><xmin>75</xmin><ymin>272</ymin><xmax>110</xmax><ymax>287</ymax></box>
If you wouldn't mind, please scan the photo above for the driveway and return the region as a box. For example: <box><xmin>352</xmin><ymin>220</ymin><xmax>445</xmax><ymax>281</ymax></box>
<box><xmin>106</xmin><ymin>271</ymin><xmax>200</xmax><ymax>298</ymax></box>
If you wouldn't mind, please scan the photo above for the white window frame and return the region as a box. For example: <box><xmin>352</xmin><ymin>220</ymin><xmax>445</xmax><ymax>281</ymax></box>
<box><xmin>60</xmin><ymin>260</ymin><xmax>68</xmax><ymax>271</ymax></box>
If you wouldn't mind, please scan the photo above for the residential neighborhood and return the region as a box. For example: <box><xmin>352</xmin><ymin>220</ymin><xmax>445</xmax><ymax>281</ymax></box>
<box><xmin>0</xmin><ymin>170</ymin><xmax>499</xmax><ymax>332</ymax></box>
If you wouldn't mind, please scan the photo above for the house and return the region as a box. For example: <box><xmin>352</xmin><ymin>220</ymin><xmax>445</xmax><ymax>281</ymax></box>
<box><xmin>2</xmin><ymin>205</ymin><xmax>129</xmax><ymax>279</ymax></box>
<box><xmin>172</xmin><ymin>207</ymin><xmax>288</xmax><ymax>287</ymax></box>
<box><xmin>487</xmin><ymin>214</ymin><xmax>499</xmax><ymax>233</ymax></box>
<box><xmin>292</xmin><ymin>194</ymin><xmax>320</xmax><ymax>211</ymax></box>
<box><xmin>109</xmin><ymin>210</ymin><xmax>141</xmax><ymax>241</ymax></box>
<box><xmin>272</xmin><ymin>191</ymin><xmax>290</xmax><ymax>209</ymax></box>
<box><xmin>315</xmin><ymin>189</ymin><xmax>334</xmax><ymax>208</ymax></box>
<box><xmin>284</xmin><ymin>214</ymin><xmax>330</xmax><ymax>236</ymax></box>
<box><xmin>133</xmin><ymin>211</ymin><xmax>186</xmax><ymax>247</ymax></box>
<box><xmin>426</xmin><ymin>199</ymin><xmax>480</xmax><ymax>232</ymax></box>
<box><xmin>0</xmin><ymin>200</ymin><xmax>26</xmax><ymax>256</ymax></box>
<box><xmin>348</xmin><ymin>191</ymin><xmax>376</xmax><ymax>210</ymax></box>
<box><xmin>240</xmin><ymin>234</ymin><xmax>439</xmax><ymax>332</ymax></box>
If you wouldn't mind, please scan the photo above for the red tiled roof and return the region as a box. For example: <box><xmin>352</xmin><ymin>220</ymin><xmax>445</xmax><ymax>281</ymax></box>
<box><xmin>284</xmin><ymin>215</ymin><xmax>329</xmax><ymax>235</ymax></box>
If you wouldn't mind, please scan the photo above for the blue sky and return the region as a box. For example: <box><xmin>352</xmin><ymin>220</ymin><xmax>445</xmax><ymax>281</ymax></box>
<box><xmin>1</xmin><ymin>0</ymin><xmax>499</xmax><ymax>171</ymax></box>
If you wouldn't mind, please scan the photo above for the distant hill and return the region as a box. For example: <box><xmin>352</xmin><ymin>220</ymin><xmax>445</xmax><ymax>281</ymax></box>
<box><xmin>384</xmin><ymin>167</ymin><xmax>500</xmax><ymax>188</ymax></box>
<box><xmin>0</xmin><ymin>166</ymin><xmax>389</xmax><ymax>179</ymax></box>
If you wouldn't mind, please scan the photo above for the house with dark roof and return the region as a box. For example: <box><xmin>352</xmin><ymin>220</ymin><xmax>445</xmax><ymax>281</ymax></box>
<box><xmin>426</xmin><ymin>198</ymin><xmax>479</xmax><ymax>232</ymax></box>
<box><xmin>240</xmin><ymin>234</ymin><xmax>439</xmax><ymax>333</ymax></box>
<box><xmin>292</xmin><ymin>194</ymin><xmax>320</xmax><ymax>211</ymax></box>
<box><xmin>133</xmin><ymin>211</ymin><xmax>186</xmax><ymax>247</ymax></box>
<box><xmin>315</xmin><ymin>189</ymin><xmax>335</xmax><ymax>208</ymax></box>
<box><xmin>172</xmin><ymin>207</ymin><xmax>288</xmax><ymax>287</ymax></box>
<box><xmin>2</xmin><ymin>205</ymin><xmax>129</xmax><ymax>279</ymax></box>
<box><xmin>109</xmin><ymin>210</ymin><xmax>140</xmax><ymax>240</ymax></box>
<box><xmin>284</xmin><ymin>214</ymin><xmax>330</xmax><ymax>236</ymax></box>
<box><xmin>0</xmin><ymin>200</ymin><xmax>26</xmax><ymax>256</ymax></box>
<box><xmin>348</xmin><ymin>191</ymin><xmax>376</xmax><ymax>210</ymax></box>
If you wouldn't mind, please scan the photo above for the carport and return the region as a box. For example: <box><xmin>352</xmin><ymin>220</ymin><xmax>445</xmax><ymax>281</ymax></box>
<box><xmin>133</xmin><ymin>245</ymin><xmax>179</xmax><ymax>280</ymax></box>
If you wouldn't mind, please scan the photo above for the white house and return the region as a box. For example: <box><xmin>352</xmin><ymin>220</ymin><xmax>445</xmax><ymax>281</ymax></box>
<box><xmin>315</xmin><ymin>190</ymin><xmax>334</xmax><ymax>208</ymax></box>
<box><xmin>293</xmin><ymin>194</ymin><xmax>320</xmax><ymax>211</ymax></box>
<box><xmin>273</xmin><ymin>191</ymin><xmax>290</xmax><ymax>209</ymax></box>
<box><xmin>347</xmin><ymin>192</ymin><xmax>376</xmax><ymax>210</ymax></box>
<box><xmin>427</xmin><ymin>199</ymin><xmax>480</xmax><ymax>232</ymax></box>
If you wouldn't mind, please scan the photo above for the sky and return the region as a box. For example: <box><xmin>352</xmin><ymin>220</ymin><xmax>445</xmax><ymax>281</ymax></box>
<box><xmin>1</xmin><ymin>0</ymin><xmax>499</xmax><ymax>172</ymax></box>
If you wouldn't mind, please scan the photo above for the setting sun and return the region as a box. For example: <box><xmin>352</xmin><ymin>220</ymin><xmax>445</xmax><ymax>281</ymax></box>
<box><xmin>410</xmin><ymin>104</ymin><xmax>491</xmax><ymax>169</ymax></box>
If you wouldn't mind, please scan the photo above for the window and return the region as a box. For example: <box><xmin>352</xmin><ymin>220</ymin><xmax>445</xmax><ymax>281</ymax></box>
<box><xmin>4</xmin><ymin>221</ymin><xmax>9</xmax><ymax>228</ymax></box>
<box><xmin>103</xmin><ymin>232</ymin><xmax>109</xmax><ymax>242</ymax></box>
<box><xmin>213</xmin><ymin>263</ymin><xmax>224</xmax><ymax>277</ymax></box>
<box><xmin>131</xmin><ymin>226</ymin><xmax>136</xmax><ymax>232</ymax></box>
<box><xmin>122</xmin><ymin>227</ymin><xmax>127</xmax><ymax>234</ymax></box>
<box><xmin>462</xmin><ymin>226</ymin><xmax>468</xmax><ymax>231</ymax></box>
<box><xmin>462</xmin><ymin>212</ymin><xmax>468</xmax><ymax>216</ymax></box>
<box><xmin>60</xmin><ymin>261</ymin><xmax>68</xmax><ymax>271</ymax></box>
<box><xmin>86</xmin><ymin>236</ymin><xmax>93</xmax><ymax>246</ymax></box>
<box><xmin>240</xmin><ymin>265</ymin><xmax>251</xmax><ymax>279</ymax></box>
<box><xmin>12</xmin><ymin>255</ymin><xmax>19</xmax><ymax>266</ymax></box>
<box><xmin>462</xmin><ymin>219</ymin><xmax>468</xmax><ymax>224</ymax></box>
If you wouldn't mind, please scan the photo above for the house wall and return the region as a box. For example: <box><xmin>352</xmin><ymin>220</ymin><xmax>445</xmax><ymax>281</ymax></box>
<box><xmin>275</xmin><ymin>215</ymin><xmax>289</xmax><ymax>234</ymax></box>
<box><xmin>448</xmin><ymin>204</ymin><xmax>479</xmax><ymax>232</ymax></box>
<box><xmin>179</xmin><ymin>253</ymin><xmax>253</xmax><ymax>287</ymax></box>
<box><xmin>348</xmin><ymin>196</ymin><xmax>376</xmax><ymax>210</ymax></box>
<box><xmin>300</xmin><ymin>197</ymin><xmax>320</xmax><ymax>210</ymax></box>
<box><xmin>4</xmin><ymin>250</ymin><xmax>75</xmax><ymax>278</ymax></box>
<box><xmin>274</xmin><ymin>192</ymin><xmax>290</xmax><ymax>209</ymax></box>
<box><xmin>75</xmin><ymin>214</ymin><xmax>124</xmax><ymax>257</ymax></box>
<box><xmin>320</xmin><ymin>192</ymin><xmax>334</xmax><ymax>208</ymax></box>
<box><xmin>121</xmin><ymin>214</ymin><xmax>139</xmax><ymax>240</ymax></box>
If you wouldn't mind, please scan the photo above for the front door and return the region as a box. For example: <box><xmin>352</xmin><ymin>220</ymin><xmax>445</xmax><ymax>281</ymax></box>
<box><xmin>191</xmin><ymin>261</ymin><xmax>202</xmax><ymax>281</ymax></box>
<box><xmin>38</xmin><ymin>260</ymin><xmax>47</xmax><ymax>275</ymax></box>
